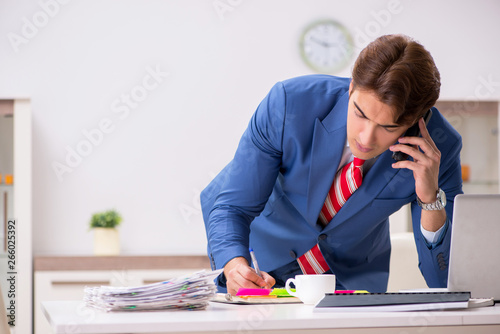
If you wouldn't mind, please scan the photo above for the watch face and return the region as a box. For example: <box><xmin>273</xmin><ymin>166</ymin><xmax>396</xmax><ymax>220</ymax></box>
<box><xmin>438</xmin><ymin>189</ymin><xmax>447</xmax><ymax>207</ymax></box>
<box><xmin>300</xmin><ymin>20</ymin><xmax>354</xmax><ymax>74</ymax></box>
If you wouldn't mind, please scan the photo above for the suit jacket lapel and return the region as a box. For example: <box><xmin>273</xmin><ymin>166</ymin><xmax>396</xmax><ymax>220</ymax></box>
<box><xmin>305</xmin><ymin>92</ymin><xmax>348</xmax><ymax>227</ymax></box>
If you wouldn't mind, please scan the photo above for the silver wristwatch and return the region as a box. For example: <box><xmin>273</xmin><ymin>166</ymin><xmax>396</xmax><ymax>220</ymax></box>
<box><xmin>417</xmin><ymin>188</ymin><xmax>447</xmax><ymax>211</ymax></box>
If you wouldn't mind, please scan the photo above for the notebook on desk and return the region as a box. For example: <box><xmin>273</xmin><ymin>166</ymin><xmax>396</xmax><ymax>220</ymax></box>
<box><xmin>447</xmin><ymin>194</ymin><xmax>500</xmax><ymax>301</ymax></box>
<box><xmin>314</xmin><ymin>291</ymin><xmax>471</xmax><ymax>311</ymax></box>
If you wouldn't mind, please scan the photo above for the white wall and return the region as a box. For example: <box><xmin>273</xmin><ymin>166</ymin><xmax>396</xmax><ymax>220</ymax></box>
<box><xmin>0</xmin><ymin>0</ymin><xmax>499</xmax><ymax>256</ymax></box>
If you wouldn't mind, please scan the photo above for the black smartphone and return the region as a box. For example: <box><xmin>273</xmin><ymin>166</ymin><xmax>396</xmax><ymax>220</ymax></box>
<box><xmin>392</xmin><ymin>109</ymin><xmax>433</xmax><ymax>162</ymax></box>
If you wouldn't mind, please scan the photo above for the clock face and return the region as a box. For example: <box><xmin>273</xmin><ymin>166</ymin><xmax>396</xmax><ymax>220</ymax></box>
<box><xmin>300</xmin><ymin>20</ymin><xmax>354</xmax><ymax>74</ymax></box>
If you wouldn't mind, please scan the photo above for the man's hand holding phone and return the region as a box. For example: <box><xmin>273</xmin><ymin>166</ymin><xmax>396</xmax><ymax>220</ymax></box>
<box><xmin>389</xmin><ymin>112</ymin><xmax>446</xmax><ymax>232</ymax></box>
<box><xmin>392</xmin><ymin>110</ymin><xmax>432</xmax><ymax>162</ymax></box>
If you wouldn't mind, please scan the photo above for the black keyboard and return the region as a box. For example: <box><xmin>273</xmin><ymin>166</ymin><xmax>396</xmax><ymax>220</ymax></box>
<box><xmin>315</xmin><ymin>292</ymin><xmax>471</xmax><ymax>308</ymax></box>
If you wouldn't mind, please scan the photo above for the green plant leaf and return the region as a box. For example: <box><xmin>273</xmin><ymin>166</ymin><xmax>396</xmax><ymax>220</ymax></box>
<box><xmin>89</xmin><ymin>209</ymin><xmax>122</xmax><ymax>229</ymax></box>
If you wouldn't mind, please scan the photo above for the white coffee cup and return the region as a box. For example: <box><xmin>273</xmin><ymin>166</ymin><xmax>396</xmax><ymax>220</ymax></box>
<box><xmin>285</xmin><ymin>274</ymin><xmax>336</xmax><ymax>305</ymax></box>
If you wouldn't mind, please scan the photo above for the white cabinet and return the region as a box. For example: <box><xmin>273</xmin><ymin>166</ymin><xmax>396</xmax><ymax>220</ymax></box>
<box><xmin>0</xmin><ymin>99</ymin><xmax>32</xmax><ymax>334</ymax></box>
<box><xmin>35</xmin><ymin>269</ymin><xmax>206</xmax><ymax>334</ymax></box>
<box><xmin>436</xmin><ymin>100</ymin><xmax>499</xmax><ymax>194</ymax></box>
<box><xmin>33</xmin><ymin>255</ymin><xmax>211</xmax><ymax>334</ymax></box>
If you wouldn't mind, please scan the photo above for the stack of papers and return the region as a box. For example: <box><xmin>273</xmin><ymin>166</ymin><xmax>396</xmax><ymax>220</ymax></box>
<box><xmin>84</xmin><ymin>270</ymin><xmax>222</xmax><ymax>312</ymax></box>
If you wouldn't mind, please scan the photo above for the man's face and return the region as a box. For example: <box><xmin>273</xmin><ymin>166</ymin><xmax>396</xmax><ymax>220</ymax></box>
<box><xmin>346</xmin><ymin>84</ymin><xmax>409</xmax><ymax>160</ymax></box>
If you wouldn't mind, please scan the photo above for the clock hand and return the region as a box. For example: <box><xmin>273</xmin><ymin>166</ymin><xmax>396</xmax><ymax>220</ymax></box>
<box><xmin>310</xmin><ymin>36</ymin><xmax>340</xmax><ymax>48</ymax></box>
<box><xmin>310</xmin><ymin>36</ymin><xmax>331</xmax><ymax>48</ymax></box>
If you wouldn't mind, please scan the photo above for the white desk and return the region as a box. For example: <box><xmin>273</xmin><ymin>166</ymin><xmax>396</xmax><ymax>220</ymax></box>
<box><xmin>42</xmin><ymin>301</ymin><xmax>500</xmax><ymax>334</ymax></box>
<box><xmin>42</xmin><ymin>300</ymin><xmax>500</xmax><ymax>334</ymax></box>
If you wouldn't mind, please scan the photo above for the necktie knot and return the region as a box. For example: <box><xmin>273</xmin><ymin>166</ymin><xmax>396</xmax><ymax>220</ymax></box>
<box><xmin>353</xmin><ymin>157</ymin><xmax>366</xmax><ymax>168</ymax></box>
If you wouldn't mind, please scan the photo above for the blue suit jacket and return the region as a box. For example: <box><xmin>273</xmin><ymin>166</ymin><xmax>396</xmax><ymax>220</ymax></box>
<box><xmin>201</xmin><ymin>75</ymin><xmax>463</xmax><ymax>292</ymax></box>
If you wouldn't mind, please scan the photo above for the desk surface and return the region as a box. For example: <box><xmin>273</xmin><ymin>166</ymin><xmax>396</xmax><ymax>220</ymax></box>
<box><xmin>42</xmin><ymin>300</ymin><xmax>500</xmax><ymax>334</ymax></box>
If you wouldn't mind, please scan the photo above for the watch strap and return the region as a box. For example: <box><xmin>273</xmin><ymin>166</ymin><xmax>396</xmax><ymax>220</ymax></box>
<box><xmin>417</xmin><ymin>189</ymin><xmax>446</xmax><ymax>211</ymax></box>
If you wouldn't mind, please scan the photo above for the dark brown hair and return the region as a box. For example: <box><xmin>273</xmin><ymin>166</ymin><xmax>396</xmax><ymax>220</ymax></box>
<box><xmin>351</xmin><ymin>34</ymin><xmax>441</xmax><ymax>126</ymax></box>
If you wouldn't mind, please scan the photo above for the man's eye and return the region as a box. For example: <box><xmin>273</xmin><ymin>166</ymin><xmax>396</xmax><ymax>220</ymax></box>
<box><xmin>384</xmin><ymin>127</ymin><xmax>398</xmax><ymax>133</ymax></box>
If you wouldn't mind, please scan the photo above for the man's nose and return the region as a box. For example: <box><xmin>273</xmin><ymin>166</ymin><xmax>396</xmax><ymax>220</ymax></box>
<box><xmin>359</xmin><ymin>124</ymin><xmax>377</xmax><ymax>146</ymax></box>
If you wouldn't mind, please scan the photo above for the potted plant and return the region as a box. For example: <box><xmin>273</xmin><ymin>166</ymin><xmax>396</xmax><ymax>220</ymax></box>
<box><xmin>89</xmin><ymin>209</ymin><xmax>122</xmax><ymax>256</ymax></box>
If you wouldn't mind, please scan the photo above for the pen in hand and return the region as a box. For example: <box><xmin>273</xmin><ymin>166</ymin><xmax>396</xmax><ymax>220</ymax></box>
<box><xmin>249</xmin><ymin>248</ymin><xmax>263</xmax><ymax>279</ymax></box>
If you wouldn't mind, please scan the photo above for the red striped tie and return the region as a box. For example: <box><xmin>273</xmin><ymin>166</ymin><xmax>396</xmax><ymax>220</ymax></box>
<box><xmin>297</xmin><ymin>157</ymin><xmax>365</xmax><ymax>275</ymax></box>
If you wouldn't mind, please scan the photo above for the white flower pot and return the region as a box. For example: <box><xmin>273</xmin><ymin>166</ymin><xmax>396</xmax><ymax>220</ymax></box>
<box><xmin>93</xmin><ymin>227</ymin><xmax>120</xmax><ymax>256</ymax></box>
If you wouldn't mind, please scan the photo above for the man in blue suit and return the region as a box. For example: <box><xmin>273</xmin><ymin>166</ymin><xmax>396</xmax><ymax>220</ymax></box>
<box><xmin>201</xmin><ymin>34</ymin><xmax>462</xmax><ymax>295</ymax></box>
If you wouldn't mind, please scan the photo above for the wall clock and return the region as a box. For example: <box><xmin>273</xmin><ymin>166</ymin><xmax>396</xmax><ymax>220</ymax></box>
<box><xmin>299</xmin><ymin>19</ymin><xmax>354</xmax><ymax>74</ymax></box>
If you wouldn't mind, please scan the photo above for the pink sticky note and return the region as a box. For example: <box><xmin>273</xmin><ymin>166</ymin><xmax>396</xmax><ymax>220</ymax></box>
<box><xmin>236</xmin><ymin>288</ymin><xmax>273</xmax><ymax>296</ymax></box>
<box><xmin>335</xmin><ymin>290</ymin><xmax>356</xmax><ymax>294</ymax></box>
